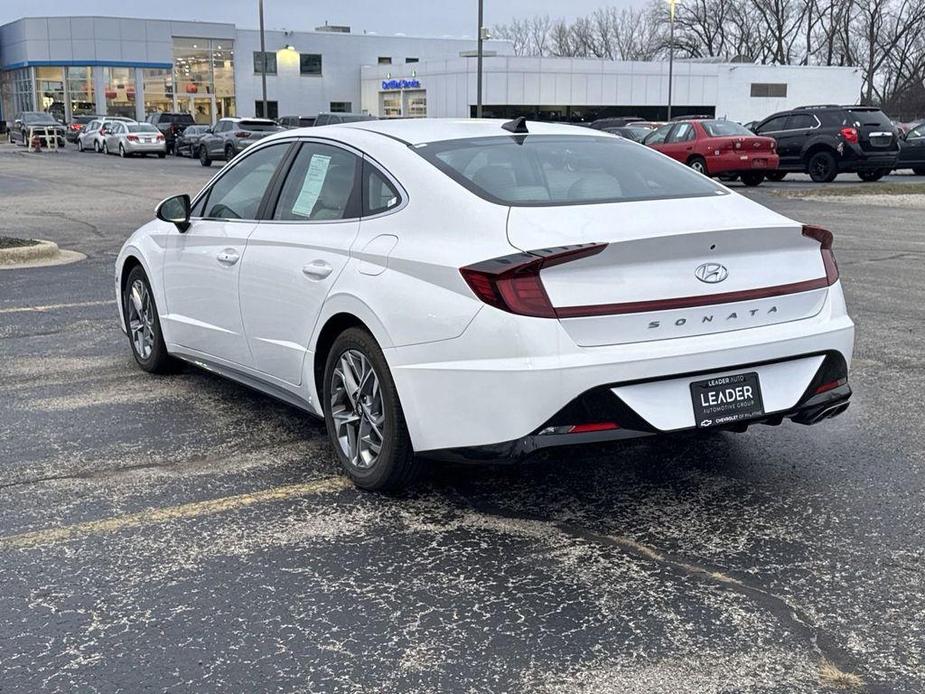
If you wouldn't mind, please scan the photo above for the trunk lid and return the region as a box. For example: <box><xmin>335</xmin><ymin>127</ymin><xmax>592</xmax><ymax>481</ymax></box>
<box><xmin>506</xmin><ymin>194</ymin><xmax>830</xmax><ymax>347</ymax></box>
<box><xmin>848</xmin><ymin>108</ymin><xmax>897</xmax><ymax>152</ymax></box>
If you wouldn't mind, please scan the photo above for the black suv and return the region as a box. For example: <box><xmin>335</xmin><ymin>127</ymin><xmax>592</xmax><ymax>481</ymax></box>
<box><xmin>752</xmin><ymin>105</ymin><xmax>899</xmax><ymax>182</ymax></box>
<box><xmin>145</xmin><ymin>112</ymin><xmax>196</xmax><ymax>154</ymax></box>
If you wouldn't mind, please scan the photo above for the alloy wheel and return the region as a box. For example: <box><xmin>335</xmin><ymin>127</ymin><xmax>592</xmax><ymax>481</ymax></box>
<box><xmin>127</xmin><ymin>279</ymin><xmax>155</xmax><ymax>361</ymax></box>
<box><xmin>330</xmin><ymin>349</ymin><xmax>384</xmax><ymax>470</ymax></box>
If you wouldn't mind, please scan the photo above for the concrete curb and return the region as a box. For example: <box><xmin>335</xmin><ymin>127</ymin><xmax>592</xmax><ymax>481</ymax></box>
<box><xmin>0</xmin><ymin>239</ymin><xmax>86</xmax><ymax>270</ymax></box>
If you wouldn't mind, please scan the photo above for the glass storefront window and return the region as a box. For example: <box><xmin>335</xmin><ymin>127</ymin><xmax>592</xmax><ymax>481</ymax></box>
<box><xmin>2</xmin><ymin>68</ymin><xmax>36</xmax><ymax>116</ymax></box>
<box><xmin>103</xmin><ymin>67</ymin><xmax>136</xmax><ymax>118</ymax></box>
<box><xmin>173</xmin><ymin>38</ymin><xmax>235</xmax><ymax>124</ymax></box>
<box><xmin>66</xmin><ymin>67</ymin><xmax>95</xmax><ymax>117</ymax></box>
<box><xmin>35</xmin><ymin>67</ymin><xmax>65</xmax><ymax>122</ymax></box>
<box><xmin>142</xmin><ymin>68</ymin><xmax>174</xmax><ymax>116</ymax></box>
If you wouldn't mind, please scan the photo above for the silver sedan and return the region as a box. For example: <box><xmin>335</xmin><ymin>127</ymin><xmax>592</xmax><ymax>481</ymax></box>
<box><xmin>104</xmin><ymin>122</ymin><xmax>166</xmax><ymax>158</ymax></box>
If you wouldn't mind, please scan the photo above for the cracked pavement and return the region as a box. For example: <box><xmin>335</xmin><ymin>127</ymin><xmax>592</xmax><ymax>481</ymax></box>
<box><xmin>0</xmin><ymin>145</ymin><xmax>923</xmax><ymax>693</ymax></box>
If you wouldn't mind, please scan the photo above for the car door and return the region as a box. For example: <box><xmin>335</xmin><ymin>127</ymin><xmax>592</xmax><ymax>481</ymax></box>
<box><xmin>106</xmin><ymin>123</ymin><xmax>122</xmax><ymax>151</ymax></box>
<box><xmin>778</xmin><ymin>113</ymin><xmax>817</xmax><ymax>164</ymax></box>
<box><xmin>755</xmin><ymin>115</ymin><xmax>792</xmax><ymax>166</ymax></box>
<box><xmin>238</xmin><ymin>140</ymin><xmax>362</xmax><ymax>386</ymax></box>
<box><xmin>900</xmin><ymin>124</ymin><xmax>925</xmax><ymax>168</ymax></box>
<box><xmin>659</xmin><ymin>123</ymin><xmax>696</xmax><ymax>163</ymax></box>
<box><xmin>161</xmin><ymin>141</ymin><xmax>292</xmax><ymax>366</ymax></box>
<box><xmin>207</xmin><ymin>120</ymin><xmax>226</xmax><ymax>157</ymax></box>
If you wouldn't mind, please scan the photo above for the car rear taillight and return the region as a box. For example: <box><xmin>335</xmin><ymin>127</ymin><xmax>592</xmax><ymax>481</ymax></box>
<box><xmin>236</xmin><ymin>131</ymin><xmax>250</xmax><ymax>138</ymax></box>
<box><xmin>127</xmin><ymin>135</ymin><xmax>139</xmax><ymax>142</ymax></box>
<box><xmin>802</xmin><ymin>225</ymin><xmax>839</xmax><ymax>285</ymax></box>
<box><xmin>815</xmin><ymin>377</ymin><xmax>847</xmax><ymax>394</ymax></box>
<box><xmin>156</xmin><ymin>134</ymin><xmax>165</xmax><ymax>141</ymax></box>
<box><xmin>460</xmin><ymin>244</ymin><xmax>607</xmax><ymax>318</ymax></box>
<box><xmin>840</xmin><ymin>126</ymin><xmax>859</xmax><ymax>144</ymax></box>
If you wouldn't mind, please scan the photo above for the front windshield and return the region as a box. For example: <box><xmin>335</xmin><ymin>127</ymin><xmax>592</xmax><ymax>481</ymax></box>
<box><xmin>416</xmin><ymin>135</ymin><xmax>724</xmax><ymax>206</ymax></box>
<box><xmin>702</xmin><ymin>121</ymin><xmax>754</xmax><ymax>137</ymax></box>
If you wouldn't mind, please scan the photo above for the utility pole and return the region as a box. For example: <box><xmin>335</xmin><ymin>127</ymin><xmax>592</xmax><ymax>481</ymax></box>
<box><xmin>259</xmin><ymin>0</ymin><xmax>268</xmax><ymax>118</ymax></box>
<box><xmin>667</xmin><ymin>0</ymin><xmax>675</xmax><ymax>120</ymax></box>
<box><xmin>476</xmin><ymin>0</ymin><xmax>484</xmax><ymax>118</ymax></box>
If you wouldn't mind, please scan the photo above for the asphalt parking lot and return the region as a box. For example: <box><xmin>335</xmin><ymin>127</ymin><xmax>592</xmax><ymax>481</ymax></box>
<box><xmin>1</xmin><ymin>143</ymin><xmax>923</xmax><ymax>693</ymax></box>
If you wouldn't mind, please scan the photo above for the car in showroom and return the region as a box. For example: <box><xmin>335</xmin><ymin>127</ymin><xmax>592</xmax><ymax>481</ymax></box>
<box><xmin>894</xmin><ymin>121</ymin><xmax>925</xmax><ymax>175</ymax></box>
<box><xmin>115</xmin><ymin>118</ymin><xmax>854</xmax><ymax>491</ymax></box>
<box><xmin>196</xmin><ymin>117</ymin><xmax>284</xmax><ymax>166</ymax></box>
<box><xmin>102</xmin><ymin>122</ymin><xmax>166</xmax><ymax>158</ymax></box>
<box><xmin>644</xmin><ymin>119</ymin><xmax>779</xmax><ymax>186</ymax></box>
<box><xmin>173</xmin><ymin>124</ymin><xmax>212</xmax><ymax>158</ymax></box>
<box><xmin>6</xmin><ymin>111</ymin><xmax>67</xmax><ymax>147</ymax></box>
<box><xmin>751</xmin><ymin>105</ymin><xmax>899</xmax><ymax>182</ymax></box>
<box><xmin>76</xmin><ymin>116</ymin><xmax>136</xmax><ymax>152</ymax></box>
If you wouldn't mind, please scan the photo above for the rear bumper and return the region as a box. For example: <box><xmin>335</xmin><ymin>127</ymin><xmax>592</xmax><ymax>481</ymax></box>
<box><xmin>840</xmin><ymin>144</ymin><xmax>898</xmax><ymax>171</ymax></box>
<box><xmin>708</xmin><ymin>151</ymin><xmax>780</xmax><ymax>175</ymax></box>
<box><xmin>426</xmin><ymin>369</ymin><xmax>852</xmax><ymax>464</ymax></box>
<box><xmin>124</xmin><ymin>142</ymin><xmax>166</xmax><ymax>154</ymax></box>
<box><xmin>388</xmin><ymin>283</ymin><xmax>854</xmax><ymax>453</ymax></box>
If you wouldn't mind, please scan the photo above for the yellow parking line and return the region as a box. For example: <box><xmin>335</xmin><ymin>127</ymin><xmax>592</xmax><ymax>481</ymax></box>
<box><xmin>0</xmin><ymin>476</ymin><xmax>352</xmax><ymax>550</ymax></box>
<box><xmin>0</xmin><ymin>299</ymin><xmax>114</xmax><ymax>314</ymax></box>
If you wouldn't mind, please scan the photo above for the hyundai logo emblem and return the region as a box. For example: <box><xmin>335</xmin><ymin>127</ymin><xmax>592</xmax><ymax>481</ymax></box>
<box><xmin>695</xmin><ymin>262</ymin><xmax>729</xmax><ymax>283</ymax></box>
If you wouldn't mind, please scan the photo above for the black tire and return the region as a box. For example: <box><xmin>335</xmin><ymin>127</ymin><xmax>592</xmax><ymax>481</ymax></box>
<box><xmin>103</xmin><ymin>141</ymin><xmax>110</xmax><ymax>155</ymax></box>
<box><xmin>808</xmin><ymin>150</ymin><xmax>838</xmax><ymax>183</ymax></box>
<box><xmin>913</xmin><ymin>168</ymin><xmax>925</xmax><ymax>176</ymax></box>
<box><xmin>94</xmin><ymin>139</ymin><xmax>101</xmax><ymax>153</ymax></box>
<box><xmin>199</xmin><ymin>145</ymin><xmax>211</xmax><ymax>167</ymax></box>
<box><xmin>119</xmin><ymin>143</ymin><xmax>127</xmax><ymax>158</ymax></box>
<box><xmin>740</xmin><ymin>172</ymin><xmax>765</xmax><ymax>187</ymax></box>
<box><xmin>688</xmin><ymin>156</ymin><xmax>709</xmax><ymax>176</ymax></box>
<box><xmin>857</xmin><ymin>169</ymin><xmax>885</xmax><ymax>182</ymax></box>
<box><xmin>323</xmin><ymin>327</ymin><xmax>419</xmax><ymax>492</ymax></box>
<box><xmin>224</xmin><ymin>144</ymin><xmax>234</xmax><ymax>162</ymax></box>
<box><xmin>121</xmin><ymin>265</ymin><xmax>180</xmax><ymax>374</ymax></box>
<box><xmin>766</xmin><ymin>171</ymin><xmax>787</xmax><ymax>181</ymax></box>
<box><xmin>77</xmin><ymin>139</ymin><xmax>84</xmax><ymax>152</ymax></box>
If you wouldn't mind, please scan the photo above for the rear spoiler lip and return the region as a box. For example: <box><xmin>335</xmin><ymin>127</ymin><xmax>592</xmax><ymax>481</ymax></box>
<box><xmin>555</xmin><ymin>277</ymin><xmax>830</xmax><ymax>319</ymax></box>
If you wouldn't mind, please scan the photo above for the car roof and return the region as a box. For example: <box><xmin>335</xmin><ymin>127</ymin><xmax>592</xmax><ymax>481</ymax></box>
<box><xmin>342</xmin><ymin>118</ymin><xmax>609</xmax><ymax>145</ymax></box>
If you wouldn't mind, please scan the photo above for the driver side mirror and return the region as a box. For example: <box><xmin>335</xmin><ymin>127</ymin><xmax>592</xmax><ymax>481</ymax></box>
<box><xmin>156</xmin><ymin>194</ymin><xmax>191</xmax><ymax>233</ymax></box>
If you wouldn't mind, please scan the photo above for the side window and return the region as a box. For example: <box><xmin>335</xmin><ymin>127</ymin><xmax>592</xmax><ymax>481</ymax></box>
<box><xmin>756</xmin><ymin>116</ymin><xmax>788</xmax><ymax>134</ymax></box>
<box><xmin>908</xmin><ymin>125</ymin><xmax>925</xmax><ymax>139</ymax></box>
<box><xmin>362</xmin><ymin>160</ymin><xmax>401</xmax><ymax>216</ymax></box>
<box><xmin>201</xmin><ymin>143</ymin><xmax>289</xmax><ymax>221</ymax></box>
<box><xmin>667</xmin><ymin>123</ymin><xmax>693</xmax><ymax>143</ymax></box>
<box><xmin>273</xmin><ymin>142</ymin><xmax>360</xmax><ymax>221</ymax></box>
<box><xmin>786</xmin><ymin>114</ymin><xmax>815</xmax><ymax>130</ymax></box>
<box><xmin>645</xmin><ymin>124</ymin><xmax>673</xmax><ymax>145</ymax></box>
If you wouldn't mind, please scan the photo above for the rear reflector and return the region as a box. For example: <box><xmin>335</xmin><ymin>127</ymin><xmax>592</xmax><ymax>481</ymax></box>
<box><xmin>815</xmin><ymin>377</ymin><xmax>847</xmax><ymax>394</ymax></box>
<box><xmin>460</xmin><ymin>244</ymin><xmax>607</xmax><ymax>318</ymax></box>
<box><xmin>567</xmin><ymin>422</ymin><xmax>620</xmax><ymax>433</ymax></box>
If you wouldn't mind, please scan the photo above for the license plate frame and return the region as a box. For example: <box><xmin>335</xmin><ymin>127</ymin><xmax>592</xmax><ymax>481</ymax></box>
<box><xmin>690</xmin><ymin>372</ymin><xmax>764</xmax><ymax>428</ymax></box>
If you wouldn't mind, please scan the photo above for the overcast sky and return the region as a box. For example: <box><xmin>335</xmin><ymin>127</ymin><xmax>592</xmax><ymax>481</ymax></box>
<box><xmin>0</xmin><ymin>1</ymin><xmax>638</xmax><ymax>37</ymax></box>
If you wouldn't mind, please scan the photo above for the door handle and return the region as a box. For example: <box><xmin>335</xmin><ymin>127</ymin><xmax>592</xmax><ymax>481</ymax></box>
<box><xmin>302</xmin><ymin>260</ymin><xmax>333</xmax><ymax>280</ymax></box>
<box><xmin>216</xmin><ymin>249</ymin><xmax>240</xmax><ymax>266</ymax></box>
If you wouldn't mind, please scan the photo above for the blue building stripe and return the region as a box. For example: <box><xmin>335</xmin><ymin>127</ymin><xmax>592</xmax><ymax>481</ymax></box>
<box><xmin>2</xmin><ymin>60</ymin><xmax>173</xmax><ymax>70</ymax></box>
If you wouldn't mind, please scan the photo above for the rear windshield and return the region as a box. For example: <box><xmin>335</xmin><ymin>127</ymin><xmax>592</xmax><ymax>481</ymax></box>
<box><xmin>240</xmin><ymin>120</ymin><xmax>283</xmax><ymax>132</ymax></box>
<box><xmin>299</xmin><ymin>117</ymin><xmax>315</xmax><ymax>126</ymax></box>
<box><xmin>416</xmin><ymin>135</ymin><xmax>725</xmax><ymax>206</ymax></box>
<box><xmin>846</xmin><ymin>109</ymin><xmax>893</xmax><ymax>129</ymax></box>
<box><xmin>162</xmin><ymin>113</ymin><xmax>195</xmax><ymax>125</ymax></box>
<box><xmin>702</xmin><ymin>121</ymin><xmax>753</xmax><ymax>137</ymax></box>
<box><xmin>128</xmin><ymin>124</ymin><xmax>158</xmax><ymax>132</ymax></box>
<box><xmin>23</xmin><ymin>112</ymin><xmax>58</xmax><ymax>124</ymax></box>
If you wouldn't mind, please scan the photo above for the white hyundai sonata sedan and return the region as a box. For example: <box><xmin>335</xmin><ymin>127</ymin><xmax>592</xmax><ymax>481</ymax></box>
<box><xmin>115</xmin><ymin>118</ymin><xmax>854</xmax><ymax>490</ymax></box>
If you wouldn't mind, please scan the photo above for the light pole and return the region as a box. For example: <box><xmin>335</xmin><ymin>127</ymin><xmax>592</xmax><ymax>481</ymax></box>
<box><xmin>259</xmin><ymin>0</ymin><xmax>268</xmax><ymax>119</ymax></box>
<box><xmin>476</xmin><ymin>0</ymin><xmax>484</xmax><ymax>118</ymax></box>
<box><xmin>667</xmin><ymin>0</ymin><xmax>676</xmax><ymax>120</ymax></box>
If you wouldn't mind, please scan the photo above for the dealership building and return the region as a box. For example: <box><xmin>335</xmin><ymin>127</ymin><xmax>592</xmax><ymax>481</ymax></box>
<box><xmin>1</xmin><ymin>15</ymin><xmax>862</xmax><ymax>127</ymax></box>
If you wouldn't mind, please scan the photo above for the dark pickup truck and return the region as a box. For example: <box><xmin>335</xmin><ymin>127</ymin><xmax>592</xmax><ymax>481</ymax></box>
<box><xmin>145</xmin><ymin>112</ymin><xmax>196</xmax><ymax>154</ymax></box>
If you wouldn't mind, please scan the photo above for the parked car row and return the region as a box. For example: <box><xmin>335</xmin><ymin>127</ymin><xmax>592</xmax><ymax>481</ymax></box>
<box><xmin>593</xmin><ymin>106</ymin><xmax>923</xmax><ymax>185</ymax></box>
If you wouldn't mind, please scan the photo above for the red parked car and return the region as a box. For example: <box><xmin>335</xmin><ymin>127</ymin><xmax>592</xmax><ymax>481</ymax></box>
<box><xmin>643</xmin><ymin>119</ymin><xmax>780</xmax><ymax>186</ymax></box>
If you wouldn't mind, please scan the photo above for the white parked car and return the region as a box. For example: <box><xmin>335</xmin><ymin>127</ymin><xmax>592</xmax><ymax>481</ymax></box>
<box><xmin>77</xmin><ymin>116</ymin><xmax>135</xmax><ymax>153</ymax></box>
<box><xmin>115</xmin><ymin>118</ymin><xmax>854</xmax><ymax>490</ymax></box>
